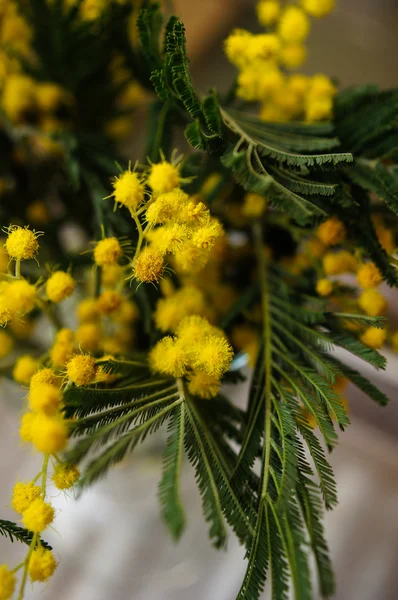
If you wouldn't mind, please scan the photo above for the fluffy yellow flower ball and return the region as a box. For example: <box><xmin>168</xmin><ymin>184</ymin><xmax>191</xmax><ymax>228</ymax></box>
<box><xmin>192</xmin><ymin>219</ymin><xmax>223</xmax><ymax>250</ymax></box>
<box><xmin>2</xmin><ymin>74</ymin><xmax>36</xmax><ymax>123</ymax></box>
<box><xmin>360</xmin><ymin>327</ymin><xmax>386</xmax><ymax>349</ymax></box>
<box><xmin>150</xmin><ymin>336</ymin><xmax>189</xmax><ymax>378</ymax></box>
<box><xmin>278</xmin><ymin>6</ymin><xmax>310</xmax><ymax>43</ymax></box>
<box><xmin>46</xmin><ymin>271</ymin><xmax>76</xmax><ymax>303</ymax></box>
<box><xmin>193</xmin><ymin>335</ymin><xmax>234</xmax><ymax>379</ymax></box>
<box><xmin>29</xmin><ymin>383</ymin><xmax>62</xmax><ymax>416</ymax></box>
<box><xmin>187</xmin><ymin>372</ymin><xmax>221</xmax><ymax>399</ymax></box>
<box><xmin>30</xmin><ymin>368</ymin><xmax>59</xmax><ymax>390</ymax></box>
<box><xmin>256</xmin><ymin>1</ymin><xmax>281</xmax><ymax>26</ymax></box>
<box><xmin>224</xmin><ymin>29</ymin><xmax>252</xmax><ymax>68</ymax></box>
<box><xmin>11</xmin><ymin>481</ymin><xmax>41</xmax><ymax>514</ymax></box>
<box><xmin>76</xmin><ymin>297</ymin><xmax>99</xmax><ymax>322</ymax></box>
<box><xmin>52</xmin><ymin>463</ymin><xmax>80</xmax><ymax>490</ymax></box>
<box><xmin>391</xmin><ymin>331</ymin><xmax>398</xmax><ymax>352</ymax></box>
<box><xmin>94</xmin><ymin>237</ymin><xmax>122</xmax><ymax>266</ymax></box>
<box><xmin>316</xmin><ymin>278</ymin><xmax>333</xmax><ymax>296</ymax></box>
<box><xmin>0</xmin><ymin>296</ymin><xmax>14</xmax><ymax>327</ymax></box>
<box><xmin>0</xmin><ymin>330</ymin><xmax>13</xmax><ymax>358</ymax></box>
<box><xmin>305</xmin><ymin>96</ymin><xmax>333</xmax><ymax>122</ymax></box>
<box><xmin>0</xmin><ymin>564</ymin><xmax>15</xmax><ymax>600</ymax></box>
<box><xmin>19</xmin><ymin>412</ymin><xmax>36</xmax><ymax>443</ymax></box>
<box><xmin>356</xmin><ymin>262</ymin><xmax>382</xmax><ymax>289</ymax></box>
<box><xmin>76</xmin><ymin>322</ymin><xmax>102</xmax><ymax>351</ymax></box>
<box><xmin>50</xmin><ymin>341</ymin><xmax>75</xmax><ymax>366</ymax></box>
<box><xmin>301</xmin><ymin>0</ymin><xmax>335</xmax><ymax>18</ymax></box>
<box><xmin>22</xmin><ymin>498</ymin><xmax>54</xmax><ymax>533</ymax></box>
<box><xmin>133</xmin><ymin>249</ymin><xmax>165</xmax><ymax>283</ymax></box>
<box><xmin>96</xmin><ymin>290</ymin><xmax>122</xmax><ymax>315</ymax></box>
<box><xmin>28</xmin><ymin>547</ymin><xmax>57</xmax><ymax>582</ymax></box>
<box><xmin>317</xmin><ymin>217</ymin><xmax>346</xmax><ymax>246</ymax></box>
<box><xmin>147</xmin><ymin>161</ymin><xmax>180</xmax><ymax>195</ymax></box>
<box><xmin>242</xmin><ymin>193</ymin><xmax>266</xmax><ymax>218</ymax></box>
<box><xmin>280</xmin><ymin>43</ymin><xmax>307</xmax><ymax>70</ymax></box>
<box><xmin>6</xmin><ymin>279</ymin><xmax>37</xmax><ymax>314</ymax></box>
<box><xmin>31</xmin><ymin>415</ymin><xmax>68</xmax><ymax>453</ymax></box>
<box><xmin>12</xmin><ymin>354</ymin><xmax>38</xmax><ymax>385</ymax></box>
<box><xmin>66</xmin><ymin>354</ymin><xmax>97</xmax><ymax>386</ymax></box>
<box><xmin>111</xmin><ymin>170</ymin><xmax>145</xmax><ymax>211</ymax></box>
<box><xmin>154</xmin><ymin>286</ymin><xmax>207</xmax><ymax>332</ymax></box>
<box><xmin>323</xmin><ymin>251</ymin><xmax>357</xmax><ymax>275</ymax></box>
<box><xmin>5</xmin><ymin>225</ymin><xmax>40</xmax><ymax>261</ymax></box>
<box><xmin>358</xmin><ymin>289</ymin><xmax>387</xmax><ymax>316</ymax></box>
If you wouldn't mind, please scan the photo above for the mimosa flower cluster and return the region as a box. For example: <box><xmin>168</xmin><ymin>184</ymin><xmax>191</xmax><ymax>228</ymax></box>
<box><xmin>225</xmin><ymin>0</ymin><xmax>336</xmax><ymax>122</ymax></box>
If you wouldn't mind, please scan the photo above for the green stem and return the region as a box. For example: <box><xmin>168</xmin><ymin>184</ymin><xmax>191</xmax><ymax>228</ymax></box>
<box><xmin>17</xmin><ymin>533</ymin><xmax>38</xmax><ymax>600</ymax></box>
<box><xmin>15</xmin><ymin>259</ymin><xmax>21</xmax><ymax>279</ymax></box>
<box><xmin>253</xmin><ymin>222</ymin><xmax>273</xmax><ymax>502</ymax></box>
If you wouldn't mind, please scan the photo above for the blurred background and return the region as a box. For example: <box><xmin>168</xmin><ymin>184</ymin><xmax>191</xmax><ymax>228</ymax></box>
<box><xmin>1</xmin><ymin>1</ymin><xmax>398</xmax><ymax>598</ymax></box>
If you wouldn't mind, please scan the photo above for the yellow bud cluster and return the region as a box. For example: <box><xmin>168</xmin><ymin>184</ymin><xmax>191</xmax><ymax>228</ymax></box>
<box><xmin>150</xmin><ymin>315</ymin><xmax>234</xmax><ymax>398</ymax></box>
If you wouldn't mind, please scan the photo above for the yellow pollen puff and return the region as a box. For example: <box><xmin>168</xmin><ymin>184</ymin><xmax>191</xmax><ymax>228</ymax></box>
<box><xmin>36</xmin><ymin>82</ymin><xmax>67</xmax><ymax>111</ymax></box>
<box><xmin>360</xmin><ymin>327</ymin><xmax>387</xmax><ymax>349</ymax></box>
<box><xmin>317</xmin><ymin>217</ymin><xmax>346</xmax><ymax>246</ymax></box>
<box><xmin>94</xmin><ymin>237</ymin><xmax>122</xmax><ymax>266</ymax></box>
<box><xmin>391</xmin><ymin>331</ymin><xmax>398</xmax><ymax>352</ymax></box>
<box><xmin>280</xmin><ymin>43</ymin><xmax>307</xmax><ymax>70</ymax></box>
<box><xmin>12</xmin><ymin>481</ymin><xmax>41</xmax><ymax>514</ymax></box>
<box><xmin>188</xmin><ymin>372</ymin><xmax>220</xmax><ymax>399</ymax></box>
<box><xmin>0</xmin><ymin>330</ymin><xmax>13</xmax><ymax>358</ymax></box>
<box><xmin>96</xmin><ymin>290</ymin><xmax>122</xmax><ymax>315</ymax></box>
<box><xmin>242</xmin><ymin>193</ymin><xmax>267</xmax><ymax>218</ymax></box>
<box><xmin>224</xmin><ymin>29</ymin><xmax>253</xmax><ymax>68</ymax></box>
<box><xmin>52</xmin><ymin>463</ymin><xmax>80</xmax><ymax>490</ymax></box>
<box><xmin>288</xmin><ymin>74</ymin><xmax>310</xmax><ymax>97</ymax></box>
<box><xmin>305</xmin><ymin>96</ymin><xmax>333</xmax><ymax>122</ymax></box>
<box><xmin>278</xmin><ymin>6</ymin><xmax>310</xmax><ymax>43</ymax></box>
<box><xmin>176</xmin><ymin>315</ymin><xmax>222</xmax><ymax>345</ymax></box>
<box><xmin>101</xmin><ymin>264</ymin><xmax>125</xmax><ymax>288</ymax></box>
<box><xmin>150</xmin><ymin>223</ymin><xmax>191</xmax><ymax>255</ymax></box>
<box><xmin>22</xmin><ymin>498</ymin><xmax>54</xmax><ymax>533</ymax></box>
<box><xmin>13</xmin><ymin>354</ymin><xmax>38</xmax><ymax>385</ymax></box>
<box><xmin>76</xmin><ymin>322</ymin><xmax>102</xmax><ymax>351</ymax></box>
<box><xmin>5</xmin><ymin>225</ymin><xmax>40</xmax><ymax>261</ymax></box>
<box><xmin>193</xmin><ymin>335</ymin><xmax>234</xmax><ymax>379</ymax></box>
<box><xmin>0</xmin><ymin>565</ymin><xmax>15</xmax><ymax>600</ymax></box>
<box><xmin>149</xmin><ymin>336</ymin><xmax>189</xmax><ymax>378</ymax></box>
<box><xmin>66</xmin><ymin>354</ymin><xmax>97</xmax><ymax>386</ymax></box>
<box><xmin>256</xmin><ymin>1</ymin><xmax>281</xmax><ymax>26</ymax></box>
<box><xmin>31</xmin><ymin>414</ymin><xmax>68</xmax><ymax>453</ymax></box>
<box><xmin>29</xmin><ymin>383</ymin><xmax>61</xmax><ymax>416</ymax></box>
<box><xmin>154</xmin><ymin>286</ymin><xmax>207</xmax><ymax>332</ymax></box>
<box><xmin>323</xmin><ymin>251</ymin><xmax>357</xmax><ymax>275</ymax></box>
<box><xmin>145</xmin><ymin>189</ymin><xmax>189</xmax><ymax>224</ymax></box>
<box><xmin>147</xmin><ymin>161</ymin><xmax>180</xmax><ymax>195</ymax></box>
<box><xmin>301</xmin><ymin>0</ymin><xmax>335</xmax><ymax>18</ymax></box>
<box><xmin>358</xmin><ymin>289</ymin><xmax>387</xmax><ymax>317</ymax></box>
<box><xmin>248</xmin><ymin>34</ymin><xmax>281</xmax><ymax>62</ymax></box>
<box><xmin>50</xmin><ymin>341</ymin><xmax>75</xmax><ymax>366</ymax></box>
<box><xmin>133</xmin><ymin>248</ymin><xmax>165</xmax><ymax>283</ymax></box>
<box><xmin>46</xmin><ymin>271</ymin><xmax>76</xmax><ymax>303</ymax></box>
<box><xmin>28</xmin><ymin>366</ymin><xmax>62</xmax><ymax>388</ymax></box>
<box><xmin>111</xmin><ymin>170</ymin><xmax>145</xmax><ymax>211</ymax></box>
<box><xmin>6</xmin><ymin>279</ymin><xmax>37</xmax><ymax>314</ymax></box>
<box><xmin>56</xmin><ymin>328</ymin><xmax>75</xmax><ymax>345</ymax></box>
<box><xmin>316</xmin><ymin>278</ymin><xmax>333</xmax><ymax>296</ymax></box>
<box><xmin>76</xmin><ymin>297</ymin><xmax>99</xmax><ymax>322</ymax></box>
<box><xmin>19</xmin><ymin>412</ymin><xmax>36</xmax><ymax>443</ymax></box>
<box><xmin>308</xmin><ymin>74</ymin><xmax>336</xmax><ymax>98</ymax></box>
<box><xmin>191</xmin><ymin>219</ymin><xmax>223</xmax><ymax>250</ymax></box>
<box><xmin>0</xmin><ymin>295</ymin><xmax>14</xmax><ymax>327</ymax></box>
<box><xmin>28</xmin><ymin>547</ymin><xmax>57</xmax><ymax>582</ymax></box>
<box><xmin>113</xmin><ymin>299</ymin><xmax>139</xmax><ymax>323</ymax></box>
<box><xmin>356</xmin><ymin>262</ymin><xmax>382</xmax><ymax>289</ymax></box>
